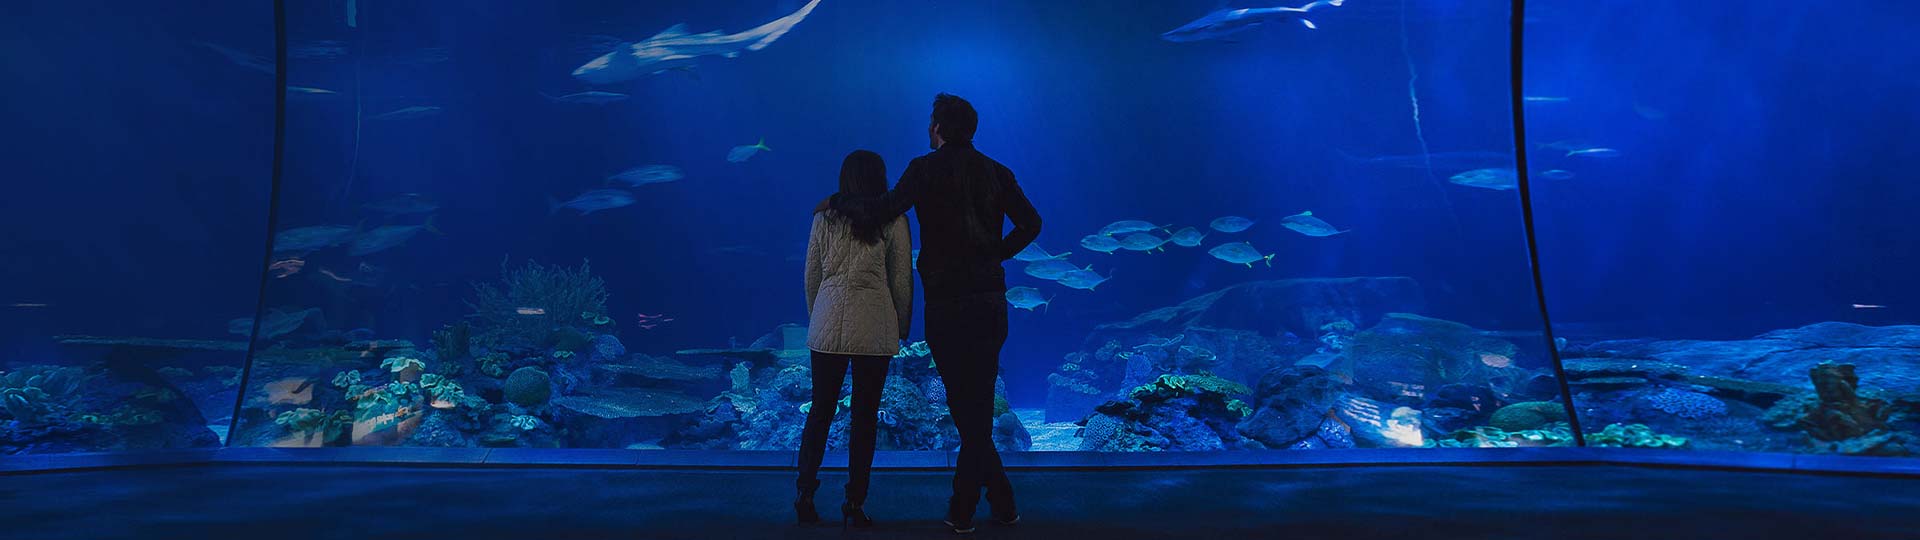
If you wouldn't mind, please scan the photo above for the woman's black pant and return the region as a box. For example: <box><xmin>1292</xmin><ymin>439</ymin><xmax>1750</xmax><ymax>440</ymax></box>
<box><xmin>795</xmin><ymin>351</ymin><xmax>890</xmax><ymax>505</ymax></box>
<box><xmin>925</xmin><ymin>291</ymin><xmax>1015</xmax><ymax>516</ymax></box>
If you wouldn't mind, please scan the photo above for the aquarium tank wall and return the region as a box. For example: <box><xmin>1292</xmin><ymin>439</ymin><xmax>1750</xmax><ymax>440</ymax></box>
<box><xmin>3</xmin><ymin>0</ymin><xmax>1914</xmax><ymax>460</ymax></box>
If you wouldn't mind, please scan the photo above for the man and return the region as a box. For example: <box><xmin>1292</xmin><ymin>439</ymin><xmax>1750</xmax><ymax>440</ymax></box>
<box><xmin>823</xmin><ymin>93</ymin><xmax>1042</xmax><ymax>533</ymax></box>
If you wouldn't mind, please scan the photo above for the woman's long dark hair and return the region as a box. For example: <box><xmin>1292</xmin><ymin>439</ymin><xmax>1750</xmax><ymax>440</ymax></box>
<box><xmin>837</xmin><ymin>150</ymin><xmax>888</xmax><ymax>245</ymax></box>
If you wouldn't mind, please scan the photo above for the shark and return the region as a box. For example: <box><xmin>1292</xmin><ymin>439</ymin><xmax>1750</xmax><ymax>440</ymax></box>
<box><xmin>573</xmin><ymin>0</ymin><xmax>823</xmax><ymax>84</ymax></box>
<box><xmin>1161</xmin><ymin>0</ymin><xmax>1345</xmax><ymax>42</ymax></box>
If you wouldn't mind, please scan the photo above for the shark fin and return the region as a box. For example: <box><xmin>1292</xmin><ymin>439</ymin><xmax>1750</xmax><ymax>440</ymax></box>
<box><xmin>756</xmin><ymin>138</ymin><xmax>771</xmax><ymax>151</ymax></box>
<box><xmin>650</xmin><ymin>24</ymin><xmax>689</xmax><ymax>40</ymax></box>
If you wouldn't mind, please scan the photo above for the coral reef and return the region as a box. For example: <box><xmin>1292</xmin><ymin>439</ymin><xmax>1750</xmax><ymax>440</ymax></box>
<box><xmin>1</xmin><ymin>366</ymin><xmax>88</xmax><ymax>425</ymax></box>
<box><xmin>1644</xmin><ymin>388</ymin><xmax>1727</xmax><ymax>420</ymax></box>
<box><xmin>1489</xmin><ymin>401</ymin><xmax>1569</xmax><ymax>432</ymax></box>
<box><xmin>466</xmin><ymin>259</ymin><xmax>609</xmax><ymax>349</ymax></box>
<box><xmin>1236</xmin><ymin>366</ymin><xmax>1346</xmax><ymax>448</ymax></box>
<box><xmin>503</xmin><ymin>367</ymin><xmax>552</xmax><ymax>407</ymax></box>
<box><xmin>1584</xmin><ymin>423</ymin><xmax>1688</xmax><ymax>449</ymax></box>
<box><xmin>1078</xmin><ymin>373</ymin><xmax>1253</xmax><ymax>452</ymax></box>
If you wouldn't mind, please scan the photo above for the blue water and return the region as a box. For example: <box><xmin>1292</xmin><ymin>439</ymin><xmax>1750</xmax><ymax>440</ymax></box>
<box><xmin>2</xmin><ymin>0</ymin><xmax>1915</xmax><ymax>457</ymax></box>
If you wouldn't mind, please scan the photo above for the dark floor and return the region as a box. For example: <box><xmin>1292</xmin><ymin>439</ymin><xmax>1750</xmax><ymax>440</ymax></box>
<box><xmin>2</xmin><ymin>464</ymin><xmax>1917</xmax><ymax>539</ymax></box>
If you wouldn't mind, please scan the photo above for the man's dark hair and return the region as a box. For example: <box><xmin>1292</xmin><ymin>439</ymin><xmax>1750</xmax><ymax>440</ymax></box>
<box><xmin>932</xmin><ymin>93</ymin><xmax>977</xmax><ymax>144</ymax></box>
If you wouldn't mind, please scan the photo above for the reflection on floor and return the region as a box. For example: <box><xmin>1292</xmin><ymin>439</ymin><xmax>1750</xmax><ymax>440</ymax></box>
<box><xmin>3</xmin><ymin>464</ymin><xmax>1916</xmax><ymax>539</ymax></box>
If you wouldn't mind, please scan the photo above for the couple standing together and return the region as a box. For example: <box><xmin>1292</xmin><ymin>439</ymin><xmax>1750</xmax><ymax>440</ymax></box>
<box><xmin>797</xmin><ymin>93</ymin><xmax>1044</xmax><ymax>533</ymax></box>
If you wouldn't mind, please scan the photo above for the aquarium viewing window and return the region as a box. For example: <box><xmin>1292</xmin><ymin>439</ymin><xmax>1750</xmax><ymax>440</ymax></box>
<box><xmin>3</xmin><ymin>0</ymin><xmax>1916</xmax><ymax>473</ymax></box>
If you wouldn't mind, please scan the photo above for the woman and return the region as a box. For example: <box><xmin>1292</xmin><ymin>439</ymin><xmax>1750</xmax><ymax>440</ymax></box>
<box><xmin>796</xmin><ymin>150</ymin><xmax>913</xmax><ymax>528</ymax></box>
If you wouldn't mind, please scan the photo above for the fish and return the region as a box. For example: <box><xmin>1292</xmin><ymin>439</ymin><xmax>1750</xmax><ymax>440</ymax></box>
<box><xmin>1057</xmin><ymin>266</ymin><xmax>1114</xmax><ymax>291</ymax></box>
<box><xmin>1209</xmin><ymin>216</ymin><xmax>1255</xmax><ymax>233</ymax></box>
<box><xmin>571</xmin><ymin>0</ymin><xmax>823</xmax><ymax>84</ymax></box>
<box><xmin>1565</xmin><ymin>148</ymin><xmax>1621</xmax><ymax>159</ymax></box>
<box><xmin>1169</xmin><ymin>227</ymin><xmax>1208</xmax><ymax>247</ymax></box>
<box><xmin>1208</xmin><ymin>242</ymin><xmax>1275</xmax><ymax>267</ymax></box>
<box><xmin>9</xmin><ymin>303</ymin><xmax>49</xmax><ymax>308</ymax></box>
<box><xmin>1280</xmin><ymin>211</ymin><xmax>1347</xmax><ymax>237</ymax></box>
<box><xmin>608</xmin><ymin>165</ymin><xmax>684</xmax><ymax>186</ymax></box>
<box><xmin>273</xmin><ymin>225</ymin><xmax>358</xmax><ymax>253</ymax></box>
<box><xmin>541</xmin><ymin>91</ymin><xmax>629</xmax><ymax>105</ymax></box>
<box><xmin>269</xmin><ymin>258</ymin><xmax>305</xmax><ymax>278</ymax></box>
<box><xmin>550</xmin><ymin>189</ymin><xmax>637</xmax><ymax>215</ymax></box>
<box><xmin>348</xmin><ymin>216</ymin><xmax>439</xmax><ymax>256</ymax></box>
<box><xmin>516</xmin><ymin>307</ymin><xmax>547</xmax><ymax>315</ymax></box>
<box><xmin>1161</xmin><ymin>0</ymin><xmax>1346</xmax><ymax>42</ymax></box>
<box><xmin>371</xmin><ymin>106</ymin><xmax>443</xmax><ymax>121</ymax></box>
<box><xmin>1023</xmin><ymin>259</ymin><xmax>1081</xmax><ymax>281</ymax></box>
<box><xmin>197</xmin><ymin>42</ymin><xmax>274</xmax><ymax>75</ymax></box>
<box><xmin>912</xmin><ymin>249</ymin><xmax>920</xmax><ymax>269</ymax></box>
<box><xmin>1013</xmin><ymin>243</ymin><xmax>1071</xmax><ymax>262</ymax></box>
<box><xmin>1339</xmin><ymin>150</ymin><xmax>1515</xmax><ymax>170</ymax></box>
<box><xmin>1118</xmin><ymin>232</ymin><xmax>1169</xmax><ymax>253</ymax></box>
<box><xmin>1853</xmin><ymin>304</ymin><xmax>1887</xmax><ymax>309</ymax></box>
<box><xmin>290</xmin><ymin>40</ymin><xmax>347</xmax><ymax>60</ymax></box>
<box><xmin>727</xmin><ymin>138</ymin><xmax>771</xmax><ymax>163</ymax></box>
<box><xmin>362</xmin><ymin>193</ymin><xmax>440</xmax><ymax>216</ymax></box>
<box><xmin>1005</xmin><ymin>287</ymin><xmax>1054</xmax><ymax>312</ymax></box>
<box><xmin>1079</xmin><ymin>234</ymin><xmax>1122</xmax><ymax>254</ymax></box>
<box><xmin>286</xmin><ymin>86</ymin><xmax>338</xmax><ymax>99</ymax></box>
<box><xmin>1522</xmin><ymin>96</ymin><xmax>1569</xmax><ymax>103</ymax></box>
<box><xmin>228</xmin><ymin>307</ymin><xmax>321</xmax><ymax>340</ymax></box>
<box><xmin>1448</xmin><ymin>168</ymin><xmax>1520</xmax><ymax>190</ymax></box>
<box><xmin>1099</xmin><ymin>220</ymin><xmax>1166</xmax><ymax>236</ymax></box>
<box><xmin>1538</xmin><ymin>169</ymin><xmax>1575</xmax><ymax>181</ymax></box>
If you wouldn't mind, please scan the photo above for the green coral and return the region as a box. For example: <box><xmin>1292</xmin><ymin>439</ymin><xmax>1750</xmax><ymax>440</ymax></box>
<box><xmin>331</xmin><ymin>370</ymin><xmax>363</xmax><ymax>389</ymax></box>
<box><xmin>1128</xmin><ymin>373</ymin><xmax>1250</xmax><ymax>400</ymax></box>
<box><xmin>993</xmin><ymin>395</ymin><xmax>1012</xmax><ymax>417</ymax></box>
<box><xmin>553</xmin><ymin>350</ymin><xmax>575</xmax><ymax>360</ymax></box>
<box><xmin>1</xmin><ymin>365</ymin><xmax>90</xmax><ymax>424</ymax></box>
<box><xmin>467</xmin><ymin>259</ymin><xmax>608</xmax><ymax>348</ymax></box>
<box><xmin>1586</xmin><ymin>423</ymin><xmax>1689</xmax><ymax>449</ymax></box>
<box><xmin>380</xmin><ymin>356</ymin><xmax>425</xmax><ymax>373</ymax></box>
<box><xmin>1426</xmin><ymin>423</ymin><xmax>1576</xmax><ymax>448</ymax></box>
<box><xmin>275</xmin><ymin>408</ymin><xmax>351</xmax><ymax>441</ymax></box>
<box><xmin>77</xmin><ymin>405</ymin><xmax>165</xmax><ymax>426</ymax></box>
<box><xmin>504</xmin><ymin>367</ymin><xmax>552</xmax><ymax>407</ymax></box>
<box><xmin>508</xmin><ymin>414</ymin><xmax>541</xmax><ymax>431</ymax></box>
<box><xmin>478</xmin><ymin>353</ymin><xmax>511</xmax><ymax>378</ymax></box>
<box><xmin>1489</xmin><ymin>401</ymin><xmax>1569</xmax><ymax>432</ymax></box>
<box><xmin>419</xmin><ymin>374</ymin><xmax>470</xmax><ymax>405</ymax></box>
<box><xmin>1226</xmin><ymin>399</ymin><xmax>1254</xmax><ymax>418</ymax></box>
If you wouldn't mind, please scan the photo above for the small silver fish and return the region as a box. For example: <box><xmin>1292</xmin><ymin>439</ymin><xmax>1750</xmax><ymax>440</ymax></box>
<box><xmin>1005</xmin><ymin>287</ymin><xmax>1054</xmax><ymax>312</ymax></box>
<box><xmin>550</xmin><ymin>189</ymin><xmax>637</xmax><ymax>215</ymax></box>
<box><xmin>542</xmin><ymin>91</ymin><xmax>629</xmax><ymax>105</ymax></box>
<box><xmin>608</xmin><ymin>165</ymin><xmax>684</xmax><ymax>186</ymax></box>
<box><xmin>1565</xmin><ymin>148</ymin><xmax>1621</xmax><ymax>159</ymax></box>
<box><xmin>371</xmin><ymin>106</ymin><xmax>443</xmax><ymax>121</ymax></box>
<box><xmin>1280</xmin><ymin>211</ymin><xmax>1347</xmax><ymax>237</ymax></box>
<box><xmin>1079</xmin><ymin>234</ymin><xmax>1122</xmax><ymax>254</ymax></box>
<box><xmin>1209</xmin><ymin>216</ymin><xmax>1254</xmax><ymax>233</ymax></box>
<box><xmin>1169</xmin><ymin>227</ymin><xmax>1208</xmax><ymax>247</ymax></box>
<box><xmin>1208</xmin><ymin>242</ymin><xmax>1274</xmax><ymax>267</ymax></box>
<box><xmin>727</xmin><ymin>138</ymin><xmax>771</xmax><ymax>163</ymax></box>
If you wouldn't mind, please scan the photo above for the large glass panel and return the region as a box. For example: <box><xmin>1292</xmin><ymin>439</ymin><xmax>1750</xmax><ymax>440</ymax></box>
<box><xmin>238</xmin><ymin>1</ymin><xmax>1564</xmax><ymax>453</ymax></box>
<box><xmin>1527</xmin><ymin>1</ymin><xmax>1920</xmax><ymax>456</ymax></box>
<box><xmin>0</xmin><ymin>1</ymin><xmax>272</xmax><ymax>453</ymax></box>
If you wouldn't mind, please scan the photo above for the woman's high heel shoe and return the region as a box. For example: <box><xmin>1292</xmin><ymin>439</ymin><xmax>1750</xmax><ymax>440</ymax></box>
<box><xmin>841</xmin><ymin>501</ymin><xmax>874</xmax><ymax>528</ymax></box>
<box><xmin>795</xmin><ymin>480</ymin><xmax>821</xmax><ymax>524</ymax></box>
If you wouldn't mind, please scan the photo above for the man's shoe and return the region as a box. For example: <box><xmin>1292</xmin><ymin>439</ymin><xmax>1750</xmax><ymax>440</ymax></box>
<box><xmin>943</xmin><ymin>518</ymin><xmax>976</xmax><ymax>534</ymax></box>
